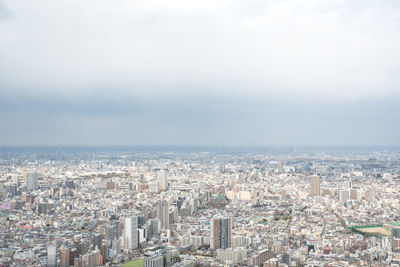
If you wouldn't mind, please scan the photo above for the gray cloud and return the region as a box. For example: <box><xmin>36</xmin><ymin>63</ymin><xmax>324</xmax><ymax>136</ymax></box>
<box><xmin>0</xmin><ymin>93</ymin><xmax>399</xmax><ymax>146</ymax></box>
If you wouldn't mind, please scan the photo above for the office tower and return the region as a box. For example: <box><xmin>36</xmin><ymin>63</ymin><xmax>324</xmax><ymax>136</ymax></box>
<box><xmin>116</xmin><ymin>221</ymin><xmax>123</xmax><ymax>238</ymax></box>
<box><xmin>190</xmin><ymin>198</ymin><xmax>198</xmax><ymax>214</ymax></box>
<box><xmin>11</xmin><ymin>174</ymin><xmax>19</xmax><ymax>185</ymax></box>
<box><xmin>65</xmin><ymin>179</ymin><xmax>75</xmax><ymax>189</ymax></box>
<box><xmin>392</xmin><ymin>227</ymin><xmax>400</xmax><ymax>251</ymax></box>
<box><xmin>98</xmin><ymin>161</ymin><xmax>103</xmax><ymax>174</ymax></box>
<box><xmin>26</xmin><ymin>172</ymin><xmax>38</xmax><ymax>191</ymax></box>
<box><xmin>310</xmin><ymin>175</ymin><xmax>320</xmax><ymax>196</ymax></box>
<box><xmin>111</xmin><ymin>237</ymin><xmax>120</xmax><ymax>258</ymax></box>
<box><xmin>339</xmin><ymin>190</ymin><xmax>349</xmax><ymax>203</ymax></box>
<box><xmin>82</xmin><ymin>249</ymin><xmax>100</xmax><ymax>267</ymax></box>
<box><xmin>144</xmin><ymin>252</ymin><xmax>164</xmax><ymax>267</ymax></box>
<box><xmin>169</xmin><ymin>207</ymin><xmax>178</xmax><ymax>225</ymax></box>
<box><xmin>69</xmin><ymin>248</ymin><xmax>77</xmax><ymax>266</ymax></box>
<box><xmin>210</xmin><ymin>217</ymin><xmax>232</xmax><ymax>250</ymax></box>
<box><xmin>156</xmin><ymin>200</ymin><xmax>170</xmax><ymax>229</ymax></box>
<box><xmin>282</xmin><ymin>253</ymin><xmax>291</xmax><ymax>265</ymax></box>
<box><xmin>47</xmin><ymin>245</ymin><xmax>57</xmax><ymax>267</ymax></box>
<box><xmin>74</xmin><ymin>256</ymin><xmax>83</xmax><ymax>267</ymax></box>
<box><xmin>158</xmin><ymin>170</ymin><xmax>168</xmax><ymax>191</ymax></box>
<box><xmin>92</xmin><ymin>233</ymin><xmax>103</xmax><ymax>250</ymax></box>
<box><xmin>150</xmin><ymin>219</ymin><xmax>161</xmax><ymax>237</ymax></box>
<box><xmin>219</xmin><ymin>163</ymin><xmax>226</xmax><ymax>173</ymax></box>
<box><xmin>365</xmin><ymin>187</ymin><xmax>375</xmax><ymax>202</ymax></box>
<box><xmin>60</xmin><ymin>246</ymin><xmax>70</xmax><ymax>267</ymax></box>
<box><xmin>75</xmin><ymin>239</ymin><xmax>90</xmax><ymax>256</ymax></box>
<box><xmin>350</xmin><ymin>189</ymin><xmax>359</xmax><ymax>200</ymax></box>
<box><xmin>100</xmin><ymin>242</ymin><xmax>109</xmax><ymax>263</ymax></box>
<box><xmin>149</xmin><ymin>182</ymin><xmax>160</xmax><ymax>193</ymax></box>
<box><xmin>105</xmin><ymin>224</ymin><xmax>116</xmax><ymax>241</ymax></box>
<box><xmin>124</xmin><ymin>216</ymin><xmax>138</xmax><ymax>250</ymax></box>
<box><xmin>138</xmin><ymin>216</ymin><xmax>145</xmax><ymax>227</ymax></box>
<box><xmin>277</xmin><ymin>162</ymin><xmax>283</xmax><ymax>172</ymax></box>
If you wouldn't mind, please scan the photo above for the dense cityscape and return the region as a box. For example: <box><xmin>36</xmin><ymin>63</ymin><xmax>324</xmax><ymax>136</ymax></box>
<box><xmin>1</xmin><ymin>146</ymin><xmax>400</xmax><ymax>267</ymax></box>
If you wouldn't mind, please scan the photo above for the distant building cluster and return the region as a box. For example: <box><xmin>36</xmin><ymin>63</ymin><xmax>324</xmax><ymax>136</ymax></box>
<box><xmin>0</xmin><ymin>147</ymin><xmax>400</xmax><ymax>266</ymax></box>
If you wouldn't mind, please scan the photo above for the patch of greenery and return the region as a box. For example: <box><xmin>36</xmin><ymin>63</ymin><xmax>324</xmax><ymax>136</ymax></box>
<box><xmin>122</xmin><ymin>258</ymin><xmax>144</xmax><ymax>267</ymax></box>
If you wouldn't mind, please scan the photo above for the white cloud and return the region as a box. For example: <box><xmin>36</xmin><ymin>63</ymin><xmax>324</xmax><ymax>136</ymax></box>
<box><xmin>0</xmin><ymin>0</ymin><xmax>399</xmax><ymax>101</ymax></box>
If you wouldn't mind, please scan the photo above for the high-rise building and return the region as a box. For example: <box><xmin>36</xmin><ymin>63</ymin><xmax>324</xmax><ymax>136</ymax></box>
<box><xmin>392</xmin><ymin>227</ymin><xmax>400</xmax><ymax>251</ymax></box>
<box><xmin>26</xmin><ymin>172</ymin><xmax>38</xmax><ymax>192</ymax></box>
<box><xmin>100</xmin><ymin>242</ymin><xmax>109</xmax><ymax>264</ymax></box>
<box><xmin>60</xmin><ymin>246</ymin><xmax>70</xmax><ymax>267</ymax></box>
<box><xmin>124</xmin><ymin>216</ymin><xmax>138</xmax><ymax>250</ymax></box>
<box><xmin>310</xmin><ymin>175</ymin><xmax>320</xmax><ymax>196</ymax></box>
<box><xmin>156</xmin><ymin>200</ymin><xmax>170</xmax><ymax>229</ymax></box>
<box><xmin>282</xmin><ymin>253</ymin><xmax>291</xmax><ymax>265</ymax></box>
<box><xmin>158</xmin><ymin>170</ymin><xmax>168</xmax><ymax>191</ymax></box>
<box><xmin>350</xmin><ymin>189</ymin><xmax>359</xmax><ymax>201</ymax></box>
<box><xmin>365</xmin><ymin>187</ymin><xmax>375</xmax><ymax>202</ymax></box>
<box><xmin>92</xmin><ymin>233</ymin><xmax>103</xmax><ymax>250</ymax></box>
<box><xmin>210</xmin><ymin>217</ymin><xmax>232</xmax><ymax>250</ymax></box>
<box><xmin>47</xmin><ymin>245</ymin><xmax>57</xmax><ymax>267</ymax></box>
<box><xmin>339</xmin><ymin>190</ymin><xmax>349</xmax><ymax>203</ymax></box>
<box><xmin>144</xmin><ymin>252</ymin><xmax>164</xmax><ymax>267</ymax></box>
<box><xmin>98</xmin><ymin>161</ymin><xmax>103</xmax><ymax>174</ymax></box>
<box><xmin>277</xmin><ymin>162</ymin><xmax>283</xmax><ymax>173</ymax></box>
<box><xmin>150</xmin><ymin>219</ymin><xmax>161</xmax><ymax>237</ymax></box>
<box><xmin>105</xmin><ymin>224</ymin><xmax>116</xmax><ymax>241</ymax></box>
<box><xmin>69</xmin><ymin>248</ymin><xmax>77</xmax><ymax>266</ymax></box>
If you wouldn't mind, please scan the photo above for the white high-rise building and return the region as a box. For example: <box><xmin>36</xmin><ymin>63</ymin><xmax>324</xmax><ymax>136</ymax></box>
<box><xmin>124</xmin><ymin>216</ymin><xmax>138</xmax><ymax>250</ymax></box>
<box><xmin>339</xmin><ymin>190</ymin><xmax>350</xmax><ymax>203</ymax></box>
<box><xmin>47</xmin><ymin>245</ymin><xmax>57</xmax><ymax>267</ymax></box>
<box><xmin>158</xmin><ymin>170</ymin><xmax>168</xmax><ymax>191</ymax></box>
<box><xmin>365</xmin><ymin>187</ymin><xmax>375</xmax><ymax>202</ymax></box>
<box><xmin>26</xmin><ymin>172</ymin><xmax>38</xmax><ymax>192</ymax></box>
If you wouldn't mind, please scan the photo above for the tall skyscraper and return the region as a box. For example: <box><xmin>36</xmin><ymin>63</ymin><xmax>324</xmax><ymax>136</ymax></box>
<box><xmin>365</xmin><ymin>187</ymin><xmax>375</xmax><ymax>202</ymax></box>
<box><xmin>92</xmin><ymin>232</ymin><xmax>103</xmax><ymax>250</ymax></box>
<box><xmin>344</xmin><ymin>180</ymin><xmax>352</xmax><ymax>189</ymax></box>
<box><xmin>277</xmin><ymin>162</ymin><xmax>283</xmax><ymax>172</ymax></box>
<box><xmin>98</xmin><ymin>161</ymin><xmax>103</xmax><ymax>174</ymax></box>
<box><xmin>26</xmin><ymin>172</ymin><xmax>38</xmax><ymax>192</ymax></box>
<box><xmin>60</xmin><ymin>246</ymin><xmax>70</xmax><ymax>267</ymax></box>
<box><xmin>105</xmin><ymin>224</ymin><xmax>116</xmax><ymax>241</ymax></box>
<box><xmin>156</xmin><ymin>200</ymin><xmax>170</xmax><ymax>229</ymax></box>
<box><xmin>47</xmin><ymin>245</ymin><xmax>57</xmax><ymax>267</ymax></box>
<box><xmin>158</xmin><ymin>170</ymin><xmax>168</xmax><ymax>191</ymax></box>
<box><xmin>339</xmin><ymin>190</ymin><xmax>350</xmax><ymax>203</ymax></box>
<box><xmin>124</xmin><ymin>216</ymin><xmax>138</xmax><ymax>250</ymax></box>
<box><xmin>310</xmin><ymin>175</ymin><xmax>320</xmax><ymax>196</ymax></box>
<box><xmin>150</xmin><ymin>219</ymin><xmax>161</xmax><ymax>237</ymax></box>
<box><xmin>210</xmin><ymin>217</ymin><xmax>232</xmax><ymax>250</ymax></box>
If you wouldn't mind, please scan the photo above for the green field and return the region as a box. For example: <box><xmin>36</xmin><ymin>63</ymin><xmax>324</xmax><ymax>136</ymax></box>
<box><xmin>349</xmin><ymin>225</ymin><xmax>391</xmax><ymax>237</ymax></box>
<box><xmin>122</xmin><ymin>258</ymin><xmax>144</xmax><ymax>267</ymax></box>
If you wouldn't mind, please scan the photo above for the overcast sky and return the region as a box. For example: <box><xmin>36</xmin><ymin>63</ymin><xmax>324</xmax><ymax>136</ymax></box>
<box><xmin>0</xmin><ymin>0</ymin><xmax>399</xmax><ymax>146</ymax></box>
